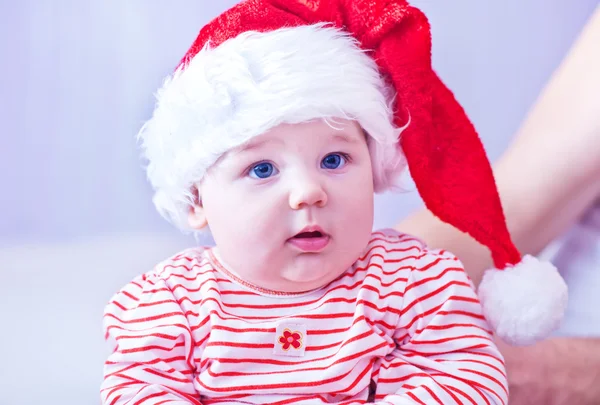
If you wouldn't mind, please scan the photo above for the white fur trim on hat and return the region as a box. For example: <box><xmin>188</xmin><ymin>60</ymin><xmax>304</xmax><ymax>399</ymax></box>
<box><xmin>478</xmin><ymin>255</ymin><xmax>568</xmax><ymax>346</ymax></box>
<box><xmin>138</xmin><ymin>24</ymin><xmax>406</xmax><ymax>230</ymax></box>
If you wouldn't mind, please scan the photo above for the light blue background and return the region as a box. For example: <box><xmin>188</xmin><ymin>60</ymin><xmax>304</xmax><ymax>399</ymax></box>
<box><xmin>2</xmin><ymin>0</ymin><xmax>597</xmax><ymax>246</ymax></box>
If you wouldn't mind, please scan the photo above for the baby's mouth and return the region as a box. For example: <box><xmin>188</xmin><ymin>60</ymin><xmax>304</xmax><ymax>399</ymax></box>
<box><xmin>294</xmin><ymin>231</ymin><xmax>324</xmax><ymax>239</ymax></box>
<box><xmin>288</xmin><ymin>228</ymin><xmax>330</xmax><ymax>252</ymax></box>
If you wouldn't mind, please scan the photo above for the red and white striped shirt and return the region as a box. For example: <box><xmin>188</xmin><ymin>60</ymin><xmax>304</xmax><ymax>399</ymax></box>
<box><xmin>102</xmin><ymin>229</ymin><xmax>507</xmax><ymax>405</ymax></box>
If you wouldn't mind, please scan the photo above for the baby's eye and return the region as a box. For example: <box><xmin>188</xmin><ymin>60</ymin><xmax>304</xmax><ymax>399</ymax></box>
<box><xmin>321</xmin><ymin>153</ymin><xmax>349</xmax><ymax>170</ymax></box>
<box><xmin>249</xmin><ymin>162</ymin><xmax>278</xmax><ymax>179</ymax></box>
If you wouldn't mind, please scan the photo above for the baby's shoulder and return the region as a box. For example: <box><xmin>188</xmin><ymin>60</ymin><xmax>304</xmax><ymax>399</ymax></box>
<box><xmin>367</xmin><ymin>228</ymin><xmax>426</xmax><ymax>249</ymax></box>
<box><xmin>359</xmin><ymin>228</ymin><xmax>464</xmax><ymax>276</ymax></box>
<box><xmin>105</xmin><ymin>246</ymin><xmax>213</xmax><ymax>313</ymax></box>
<box><xmin>148</xmin><ymin>246</ymin><xmax>212</xmax><ymax>282</ymax></box>
<box><xmin>361</xmin><ymin>228</ymin><xmax>426</xmax><ymax>263</ymax></box>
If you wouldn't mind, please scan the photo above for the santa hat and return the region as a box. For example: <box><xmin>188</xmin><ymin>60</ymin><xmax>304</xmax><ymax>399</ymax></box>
<box><xmin>138</xmin><ymin>0</ymin><xmax>567</xmax><ymax>346</ymax></box>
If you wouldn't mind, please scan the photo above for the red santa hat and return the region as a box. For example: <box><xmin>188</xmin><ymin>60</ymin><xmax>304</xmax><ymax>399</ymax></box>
<box><xmin>138</xmin><ymin>0</ymin><xmax>567</xmax><ymax>346</ymax></box>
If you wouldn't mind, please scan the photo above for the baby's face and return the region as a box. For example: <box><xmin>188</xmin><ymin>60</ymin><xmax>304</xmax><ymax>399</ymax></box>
<box><xmin>192</xmin><ymin>118</ymin><xmax>375</xmax><ymax>293</ymax></box>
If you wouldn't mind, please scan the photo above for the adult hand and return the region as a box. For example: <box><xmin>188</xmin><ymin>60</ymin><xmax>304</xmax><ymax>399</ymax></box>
<box><xmin>498</xmin><ymin>337</ymin><xmax>600</xmax><ymax>405</ymax></box>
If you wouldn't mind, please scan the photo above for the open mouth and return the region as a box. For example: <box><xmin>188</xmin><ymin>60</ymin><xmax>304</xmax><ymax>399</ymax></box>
<box><xmin>294</xmin><ymin>231</ymin><xmax>325</xmax><ymax>239</ymax></box>
<box><xmin>288</xmin><ymin>227</ymin><xmax>330</xmax><ymax>252</ymax></box>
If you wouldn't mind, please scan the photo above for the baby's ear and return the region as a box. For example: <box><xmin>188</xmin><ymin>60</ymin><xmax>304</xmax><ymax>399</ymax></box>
<box><xmin>187</xmin><ymin>185</ymin><xmax>208</xmax><ymax>230</ymax></box>
<box><xmin>188</xmin><ymin>203</ymin><xmax>208</xmax><ymax>230</ymax></box>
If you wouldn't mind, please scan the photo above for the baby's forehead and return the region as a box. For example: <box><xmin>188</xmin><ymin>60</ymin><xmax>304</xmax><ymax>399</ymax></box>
<box><xmin>234</xmin><ymin>119</ymin><xmax>365</xmax><ymax>153</ymax></box>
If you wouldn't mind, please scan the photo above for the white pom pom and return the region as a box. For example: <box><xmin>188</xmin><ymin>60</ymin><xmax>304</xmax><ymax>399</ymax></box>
<box><xmin>478</xmin><ymin>255</ymin><xmax>568</xmax><ymax>346</ymax></box>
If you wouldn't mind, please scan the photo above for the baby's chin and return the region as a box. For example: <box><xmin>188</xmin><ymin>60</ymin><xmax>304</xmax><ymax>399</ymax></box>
<box><xmin>277</xmin><ymin>264</ymin><xmax>346</xmax><ymax>292</ymax></box>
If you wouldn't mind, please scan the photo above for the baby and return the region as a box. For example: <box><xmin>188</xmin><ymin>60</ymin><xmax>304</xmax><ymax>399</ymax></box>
<box><xmin>101</xmin><ymin>1</ymin><xmax>567</xmax><ymax>404</ymax></box>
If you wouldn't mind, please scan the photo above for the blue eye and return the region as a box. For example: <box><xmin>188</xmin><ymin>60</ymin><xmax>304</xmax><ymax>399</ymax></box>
<box><xmin>321</xmin><ymin>153</ymin><xmax>348</xmax><ymax>169</ymax></box>
<box><xmin>249</xmin><ymin>162</ymin><xmax>276</xmax><ymax>179</ymax></box>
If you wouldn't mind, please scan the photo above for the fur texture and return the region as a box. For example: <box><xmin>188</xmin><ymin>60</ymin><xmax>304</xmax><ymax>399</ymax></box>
<box><xmin>478</xmin><ymin>255</ymin><xmax>569</xmax><ymax>345</ymax></box>
<box><xmin>138</xmin><ymin>24</ymin><xmax>406</xmax><ymax>230</ymax></box>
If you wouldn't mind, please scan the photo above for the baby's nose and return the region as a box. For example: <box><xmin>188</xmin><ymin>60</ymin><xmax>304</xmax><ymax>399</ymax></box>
<box><xmin>288</xmin><ymin>175</ymin><xmax>328</xmax><ymax>209</ymax></box>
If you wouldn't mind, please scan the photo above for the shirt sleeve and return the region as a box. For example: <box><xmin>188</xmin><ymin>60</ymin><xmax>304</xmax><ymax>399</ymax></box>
<box><xmin>101</xmin><ymin>270</ymin><xmax>202</xmax><ymax>405</ymax></box>
<box><xmin>375</xmin><ymin>248</ymin><xmax>508</xmax><ymax>405</ymax></box>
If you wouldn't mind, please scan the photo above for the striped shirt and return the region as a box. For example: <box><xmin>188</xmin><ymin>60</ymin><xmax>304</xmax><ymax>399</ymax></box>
<box><xmin>102</xmin><ymin>229</ymin><xmax>507</xmax><ymax>405</ymax></box>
